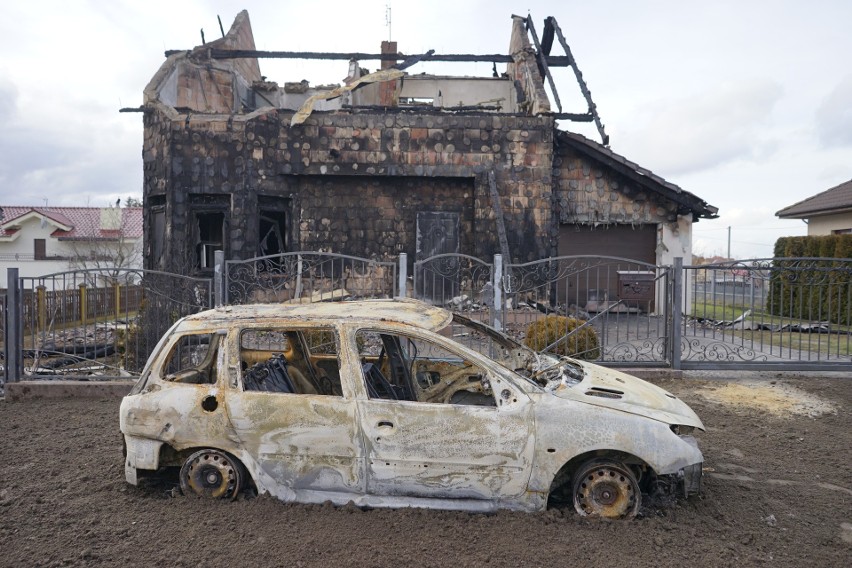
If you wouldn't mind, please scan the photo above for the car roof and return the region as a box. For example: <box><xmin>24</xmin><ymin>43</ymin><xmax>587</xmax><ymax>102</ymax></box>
<box><xmin>179</xmin><ymin>298</ymin><xmax>454</xmax><ymax>331</ymax></box>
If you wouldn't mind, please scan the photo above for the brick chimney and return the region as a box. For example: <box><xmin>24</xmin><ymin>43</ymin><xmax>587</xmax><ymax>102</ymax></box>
<box><xmin>379</xmin><ymin>40</ymin><xmax>399</xmax><ymax>107</ymax></box>
<box><xmin>380</xmin><ymin>40</ymin><xmax>397</xmax><ymax>70</ymax></box>
<box><xmin>100</xmin><ymin>207</ymin><xmax>121</xmax><ymax>231</ymax></box>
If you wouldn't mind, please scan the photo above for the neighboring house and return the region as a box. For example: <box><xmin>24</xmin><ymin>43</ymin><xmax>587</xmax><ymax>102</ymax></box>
<box><xmin>776</xmin><ymin>179</ymin><xmax>852</xmax><ymax>235</ymax></box>
<box><xmin>0</xmin><ymin>206</ymin><xmax>143</xmax><ymax>288</ymax></box>
<box><xmin>134</xmin><ymin>11</ymin><xmax>717</xmax><ymax>278</ymax></box>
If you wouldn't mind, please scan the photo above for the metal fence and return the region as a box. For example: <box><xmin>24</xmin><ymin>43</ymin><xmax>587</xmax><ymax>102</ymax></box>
<box><xmin>680</xmin><ymin>258</ymin><xmax>852</xmax><ymax>370</ymax></box>
<box><xmin>4</xmin><ymin>254</ymin><xmax>851</xmax><ymax>385</ymax></box>
<box><xmin>504</xmin><ymin>256</ymin><xmax>673</xmax><ymax>366</ymax></box>
<box><xmin>413</xmin><ymin>253</ymin><xmax>496</xmax><ymax>319</ymax></box>
<box><xmin>225</xmin><ymin>252</ymin><xmax>398</xmax><ymax>305</ymax></box>
<box><xmin>5</xmin><ymin>268</ymin><xmax>211</xmax><ymax>380</ymax></box>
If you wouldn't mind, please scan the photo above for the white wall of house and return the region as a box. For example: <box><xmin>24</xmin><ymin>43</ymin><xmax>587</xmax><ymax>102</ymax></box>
<box><xmin>805</xmin><ymin>212</ymin><xmax>852</xmax><ymax>235</ymax></box>
<box><xmin>657</xmin><ymin>216</ymin><xmax>693</xmax><ymax>267</ymax></box>
<box><xmin>657</xmin><ymin>215</ymin><xmax>694</xmax><ymax>316</ymax></box>
<box><xmin>0</xmin><ymin>216</ymin><xmax>141</xmax><ymax>288</ymax></box>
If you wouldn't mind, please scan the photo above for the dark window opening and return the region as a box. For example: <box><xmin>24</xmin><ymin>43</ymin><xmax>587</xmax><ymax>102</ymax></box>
<box><xmin>162</xmin><ymin>332</ymin><xmax>221</xmax><ymax>385</ymax></box>
<box><xmin>151</xmin><ymin>207</ymin><xmax>165</xmax><ymax>267</ymax></box>
<box><xmin>399</xmin><ymin>97</ymin><xmax>435</xmax><ymax>107</ymax></box>
<box><xmin>240</xmin><ymin>328</ymin><xmax>342</xmax><ymax>396</ymax></box>
<box><xmin>196</xmin><ymin>212</ymin><xmax>224</xmax><ymax>270</ymax></box>
<box><xmin>259</xmin><ymin>210</ymin><xmax>288</xmax><ymax>257</ymax></box>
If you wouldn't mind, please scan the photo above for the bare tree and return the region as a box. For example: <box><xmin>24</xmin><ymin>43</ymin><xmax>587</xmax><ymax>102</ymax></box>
<box><xmin>66</xmin><ymin>205</ymin><xmax>142</xmax><ymax>285</ymax></box>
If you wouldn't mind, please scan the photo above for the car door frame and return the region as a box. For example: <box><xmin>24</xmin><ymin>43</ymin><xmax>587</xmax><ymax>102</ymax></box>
<box><xmin>222</xmin><ymin>322</ymin><xmax>368</xmax><ymax>502</ymax></box>
<box><xmin>341</xmin><ymin>322</ymin><xmax>536</xmax><ymax>504</ymax></box>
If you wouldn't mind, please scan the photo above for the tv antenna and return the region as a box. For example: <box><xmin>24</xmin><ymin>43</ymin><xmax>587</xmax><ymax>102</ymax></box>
<box><xmin>385</xmin><ymin>4</ymin><xmax>392</xmax><ymax>41</ymax></box>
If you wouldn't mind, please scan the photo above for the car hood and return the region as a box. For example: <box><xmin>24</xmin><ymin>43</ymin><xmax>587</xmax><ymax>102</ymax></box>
<box><xmin>548</xmin><ymin>362</ymin><xmax>705</xmax><ymax>430</ymax></box>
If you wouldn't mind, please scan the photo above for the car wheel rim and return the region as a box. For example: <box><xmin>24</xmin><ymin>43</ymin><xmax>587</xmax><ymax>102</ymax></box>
<box><xmin>180</xmin><ymin>450</ymin><xmax>242</xmax><ymax>500</ymax></box>
<box><xmin>573</xmin><ymin>463</ymin><xmax>639</xmax><ymax>518</ymax></box>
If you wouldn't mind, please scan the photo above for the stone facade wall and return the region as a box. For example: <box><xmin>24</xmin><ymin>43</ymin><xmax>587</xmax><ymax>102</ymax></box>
<box><xmin>289</xmin><ymin>176</ymin><xmax>475</xmax><ymax>259</ymax></box>
<box><xmin>143</xmin><ymin>105</ymin><xmax>554</xmax><ymax>272</ymax></box>
<box><xmin>553</xmin><ymin>145</ymin><xmax>679</xmax><ymax>227</ymax></box>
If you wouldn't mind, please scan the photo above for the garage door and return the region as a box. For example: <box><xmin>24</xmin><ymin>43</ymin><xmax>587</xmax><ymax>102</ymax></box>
<box><xmin>557</xmin><ymin>224</ymin><xmax>657</xmax><ymax>311</ymax></box>
<box><xmin>558</xmin><ymin>224</ymin><xmax>656</xmax><ymax>262</ymax></box>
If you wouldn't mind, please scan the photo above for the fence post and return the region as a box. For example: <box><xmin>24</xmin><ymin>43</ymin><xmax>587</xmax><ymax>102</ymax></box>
<box><xmin>113</xmin><ymin>282</ymin><xmax>122</xmax><ymax>320</ymax></box>
<box><xmin>493</xmin><ymin>254</ymin><xmax>503</xmax><ymax>331</ymax></box>
<box><xmin>671</xmin><ymin>257</ymin><xmax>683</xmax><ymax>370</ymax></box>
<box><xmin>36</xmin><ymin>285</ymin><xmax>46</xmax><ymax>333</ymax></box>
<box><xmin>4</xmin><ymin>268</ymin><xmax>22</xmax><ymax>383</ymax></box>
<box><xmin>214</xmin><ymin>250</ymin><xmax>225</xmax><ymax>307</ymax></box>
<box><xmin>295</xmin><ymin>255</ymin><xmax>304</xmax><ymax>300</ymax></box>
<box><xmin>398</xmin><ymin>253</ymin><xmax>408</xmax><ymax>298</ymax></box>
<box><xmin>79</xmin><ymin>284</ymin><xmax>88</xmax><ymax>327</ymax></box>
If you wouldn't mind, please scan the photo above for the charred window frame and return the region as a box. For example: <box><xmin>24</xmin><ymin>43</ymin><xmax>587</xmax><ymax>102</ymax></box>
<box><xmin>190</xmin><ymin>194</ymin><xmax>230</xmax><ymax>274</ymax></box>
<box><xmin>257</xmin><ymin>196</ymin><xmax>291</xmax><ymax>258</ymax></box>
<box><xmin>354</xmin><ymin>329</ymin><xmax>495</xmax><ymax>406</ymax></box>
<box><xmin>161</xmin><ymin>332</ymin><xmax>221</xmax><ymax>385</ymax></box>
<box><xmin>239</xmin><ymin>328</ymin><xmax>342</xmax><ymax>396</ymax></box>
<box><xmin>147</xmin><ymin>195</ymin><xmax>166</xmax><ymax>269</ymax></box>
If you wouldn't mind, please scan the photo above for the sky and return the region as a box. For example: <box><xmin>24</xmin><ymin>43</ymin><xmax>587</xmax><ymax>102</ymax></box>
<box><xmin>1</xmin><ymin>0</ymin><xmax>850</xmax><ymax>259</ymax></box>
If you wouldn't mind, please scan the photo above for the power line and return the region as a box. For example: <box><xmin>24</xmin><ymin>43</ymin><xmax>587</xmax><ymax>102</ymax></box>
<box><xmin>695</xmin><ymin>235</ymin><xmax>775</xmax><ymax>247</ymax></box>
<box><xmin>694</xmin><ymin>225</ymin><xmax>802</xmax><ymax>232</ymax></box>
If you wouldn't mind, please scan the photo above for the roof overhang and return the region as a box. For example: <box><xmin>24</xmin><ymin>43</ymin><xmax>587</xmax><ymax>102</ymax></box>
<box><xmin>776</xmin><ymin>206</ymin><xmax>852</xmax><ymax>219</ymax></box>
<box><xmin>556</xmin><ymin>131</ymin><xmax>719</xmax><ymax>221</ymax></box>
<box><xmin>0</xmin><ymin>210</ymin><xmax>74</xmax><ymax>233</ymax></box>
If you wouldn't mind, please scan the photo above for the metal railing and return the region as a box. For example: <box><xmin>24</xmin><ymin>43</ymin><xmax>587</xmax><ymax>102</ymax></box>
<box><xmin>504</xmin><ymin>256</ymin><xmax>673</xmax><ymax>366</ymax></box>
<box><xmin>680</xmin><ymin>258</ymin><xmax>852</xmax><ymax>370</ymax></box>
<box><xmin>4</xmin><ymin>254</ymin><xmax>851</xmax><ymax>385</ymax></box>
<box><xmin>224</xmin><ymin>252</ymin><xmax>398</xmax><ymax>305</ymax></box>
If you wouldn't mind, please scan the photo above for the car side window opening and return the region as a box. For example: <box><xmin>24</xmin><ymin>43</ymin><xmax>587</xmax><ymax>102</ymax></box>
<box><xmin>239</xmin><ymin>328</ymin><xmax>343</xmax><ymax>396</ymax></box>
<box><xmin>162</xmin><ymin>333</ymin><xmax>221</xmax><ymax>385</ymax></box>
<box><xmin>355</xmin><ymin>330</ymin><xmax>496</xmax><ymax>406</ymax></box>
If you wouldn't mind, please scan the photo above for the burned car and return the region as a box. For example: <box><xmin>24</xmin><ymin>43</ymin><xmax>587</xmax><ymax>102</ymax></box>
<box><xmin>120</xmin><ymin>299</ymin><xmax>703</xmax><ymax>518</ymax></box>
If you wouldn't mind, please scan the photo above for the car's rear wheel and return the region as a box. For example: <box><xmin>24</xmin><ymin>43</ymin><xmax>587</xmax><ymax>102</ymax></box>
<box><xmin>572</xmin><ymin>460</ymin><xmax>640</xmax><ymax>519</ymax></box>
<box><xmin>179</xmin><ymin>449</ymin><xmax>243</xmax><ymax>500</ymax></box>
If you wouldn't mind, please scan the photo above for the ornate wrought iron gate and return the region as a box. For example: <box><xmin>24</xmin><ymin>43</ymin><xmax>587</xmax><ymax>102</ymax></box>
<box><xmin>224</xmin><ymin>252</ymin><xmax>398</xmax><ymax>305</ymax></box>
<box><xmin>680</xmin><ymin>258</ymin><xmax>852</xmax><ymax>370</ymax></box>
<box><xmin>504</xmin><ymin>256</ymin><xmax>674</xmax><ymax>366</ymax></box>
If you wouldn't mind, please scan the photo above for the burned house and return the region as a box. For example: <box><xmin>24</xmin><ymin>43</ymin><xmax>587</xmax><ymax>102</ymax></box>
<box><xmin>135</xmin><ymin>10</ymin><xmax>717</xmax><ymax>277</ymax></box>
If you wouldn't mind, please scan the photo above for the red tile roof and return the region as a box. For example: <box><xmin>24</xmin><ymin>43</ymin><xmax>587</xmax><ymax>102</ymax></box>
<box><xmin>0</xmin><ymin>206</ymin><xmax>143</xmax><ymax>240</ymax></box>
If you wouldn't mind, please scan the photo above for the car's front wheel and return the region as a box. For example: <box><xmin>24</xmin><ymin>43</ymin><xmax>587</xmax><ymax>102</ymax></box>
<box><xmin>572</xmin><ymin>460</ymin><xmax>640</xmax><ymax>519</ymax></box>
<box><xmin>179</xmin><ymin>449</ymin><xmax>244</xmax><ymax>500</ymax></box>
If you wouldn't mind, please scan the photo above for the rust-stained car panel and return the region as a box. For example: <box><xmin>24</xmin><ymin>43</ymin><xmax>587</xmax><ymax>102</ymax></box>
<box><xmin>120</xmin><ymin>298</ymin><xmax>704</xmax><ymax>518</ymax></box>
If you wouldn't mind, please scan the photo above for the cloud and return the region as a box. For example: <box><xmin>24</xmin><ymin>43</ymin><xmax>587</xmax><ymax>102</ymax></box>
<box><xmin>0</xmin><ymin>76</ymin><xmax>17</xmax><ymax>123</ymax></box>
<box><xmin>616</xmin><ymin>80</ymin><xmax>783</xmax><ymax>177</ymax></box>
<box><xmin>816</xmin><ymin>75</ymin><xmax>852</xmax><ymax>148</ymax></box>
<box><xmin>0</xmin><ymin>110</ymin><xmax>140</xmax><ymax>207</ymax></box>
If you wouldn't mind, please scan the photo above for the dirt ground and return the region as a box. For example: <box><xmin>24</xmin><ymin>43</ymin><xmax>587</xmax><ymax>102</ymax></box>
<box><xmin>0</xmin><ymin>374</ymin><xmax>850</xmax><ymax>568</ymax></box>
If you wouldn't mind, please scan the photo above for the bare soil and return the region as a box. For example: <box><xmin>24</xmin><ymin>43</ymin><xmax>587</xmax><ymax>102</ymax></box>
<box><xmin>1</xmin><ymin>375</ymin><xmax>850</xmax><ymax>568</ymax></box>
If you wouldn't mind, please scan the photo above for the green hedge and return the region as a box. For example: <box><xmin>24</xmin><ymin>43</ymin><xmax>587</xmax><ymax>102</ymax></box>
<box><xmin>769</xmin><ymin>236</ymin><xmax>852</xmax><ymax>326</ymax></box>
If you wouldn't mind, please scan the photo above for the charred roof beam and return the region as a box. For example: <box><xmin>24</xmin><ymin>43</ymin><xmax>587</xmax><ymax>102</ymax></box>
<box><xmin>546</xmin><ymin>16</ymin><xmax>609</xmax><ymax>145</ymax></box>
<box><xmin>164</xmin><ymin>48</ymin><xmax>575</xmax><ymax>66</ymax></box>
<box><xmin>524</xmin><ymin>16</ymin><xmax>562</xmax><ymax>114</ymax></box>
